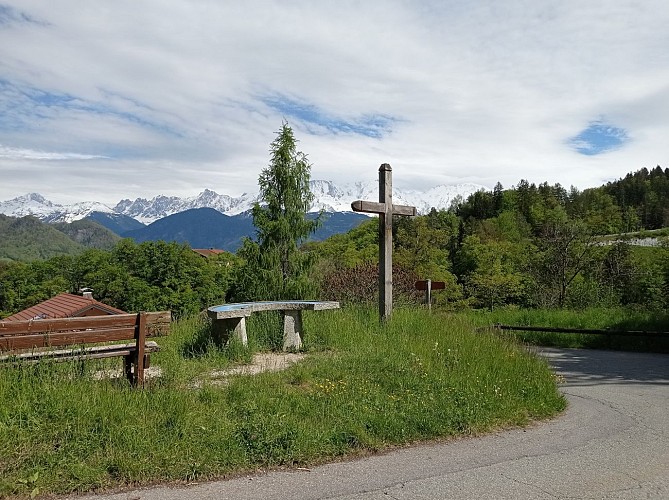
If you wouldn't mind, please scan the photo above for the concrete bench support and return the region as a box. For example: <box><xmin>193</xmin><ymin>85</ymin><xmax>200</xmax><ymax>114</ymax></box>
<box><xmin>212</xmin><ymin>316</ymin><xmax>248</xmax><ymax>346</ymax></box>
<box><xmin>207</xmin><ymin>301</ymin><xmax>339</xmax><ymax>351</ymax></box>
<box><xmin>282</xmin><ymin>310</ymin><xmax>303</xmax><ymax>350</ymax></box>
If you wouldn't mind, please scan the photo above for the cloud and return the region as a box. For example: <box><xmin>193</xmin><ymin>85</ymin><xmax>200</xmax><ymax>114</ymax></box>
<box><xmin>0</xmin><ymin>78</ymin><xmax>183</xmax><ymax>152</ymax></box>
<box><xmin>0</xmin><ymin>145</ymin><xmax>106</xmax><ymax>161</ymax></box>
<box><xmin>0</xmin><ymin>4</ymin><xmax>45</xmax><ymax>26</ymax></box>
<box><xmin>0</xmin><ymin>1</ymin><xmax>667</xmax><ymax>204</ymax></box>
<box><xmin>260</xmin><ymin>93</ymin><xmax>399</xmax><ymax>138</ymax></box>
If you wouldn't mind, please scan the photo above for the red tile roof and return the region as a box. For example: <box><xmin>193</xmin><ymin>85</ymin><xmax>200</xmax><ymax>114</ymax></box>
<box><xmin>192</xmin><ymin>248</ymin><xmax>228</xmax><ymax>258</ymax></box>
<box><xmin>1</xmin><ymin>293</ymin><xmax>126</xmax><ymax>322</ymax></box>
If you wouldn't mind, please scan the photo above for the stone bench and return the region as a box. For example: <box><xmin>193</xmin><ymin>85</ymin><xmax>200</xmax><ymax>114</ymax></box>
<box><xmin>207</xmin><ymin>301</ymin><xmax>340</xmax><ymax>350</ymax></box>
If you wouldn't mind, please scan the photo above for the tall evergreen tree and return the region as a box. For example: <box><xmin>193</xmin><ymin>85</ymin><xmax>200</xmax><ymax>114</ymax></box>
<box><xmin>233</xmin><ymin>123</ymin><xmax>320</xmax><ymax>300</ymax></box>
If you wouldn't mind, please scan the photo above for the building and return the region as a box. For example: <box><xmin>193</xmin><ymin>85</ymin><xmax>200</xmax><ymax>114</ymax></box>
<box><xmin>192</xmin><ymin>248</ymin><xmax>228</xmax><ymax>258</ymax></box>
<box><xmin>1</xmin><ymin>292</ymin><xmax>126</xmax><ymax>322</ymax></box>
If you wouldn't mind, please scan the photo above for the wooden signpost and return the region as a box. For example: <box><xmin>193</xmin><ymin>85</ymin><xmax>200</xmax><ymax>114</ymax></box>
<box><xmin>415</xmin><ymin>279</ymin><xmax>446</xmax><ymax>311</ymax></box>
<box><xmin>351</xmin><ymin>164</ymin><xmax>417</xmax><ymax>321</ymax></box>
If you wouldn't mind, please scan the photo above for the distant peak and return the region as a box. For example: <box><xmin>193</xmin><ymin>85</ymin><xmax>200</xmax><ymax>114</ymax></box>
<box><xmin>27</xmin><ymin>193</ymin><xmax>47</xmax><ymax>202</ymax></box>
<box><xmin>196</xmin><ymin>189</ymin><xmax>223</xmax><ymax>200</ymax></box>
<box><xmin>14</xmin><ymin>192</ymin><xmax>53</xmax><ymax>206</ymax></box>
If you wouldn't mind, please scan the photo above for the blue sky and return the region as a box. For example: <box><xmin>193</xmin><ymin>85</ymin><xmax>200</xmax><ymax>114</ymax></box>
<box><xmin>0</xmin><ymin>1</ymin><xmax>668</xmax><ymax>204</ymax></box>
<box><xmin>569</xmin><ymin>122</ymin><xmax>629</xmax><ymax>156</ymax></box>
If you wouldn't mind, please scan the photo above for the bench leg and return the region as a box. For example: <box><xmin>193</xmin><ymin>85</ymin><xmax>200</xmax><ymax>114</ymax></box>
<box><xmin>123</xmin><ymin>353</ymin><xmax>151</xmax><ymax>386</ymax></box>
<box><xmin>212</xmin><ymin>317</ymin><xmax>248</xmax><ymax>347</ymax></box>
<box><xmin>124</xmin><ymin>355</ymin><xmax>133</xmax><ymax>384</ymax></box>
<box><xmin>282</xmin><ymin>311</ymin><xmax>303</xmax><ymax>351</ymax></box>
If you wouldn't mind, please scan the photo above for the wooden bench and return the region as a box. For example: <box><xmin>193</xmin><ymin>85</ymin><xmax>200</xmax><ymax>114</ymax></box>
<box><xmin>207</xmin><ymin>301</ymin><xmax>340</xmax><ymax>350</ymax></box>
<box><xmin>0</xmin><ymin>311</ymin><xmax>171</xmax><ymax>386</ymax></box>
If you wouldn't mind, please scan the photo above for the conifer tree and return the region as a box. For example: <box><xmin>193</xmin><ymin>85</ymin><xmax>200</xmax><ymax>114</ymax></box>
<box><xmin>233</xmin><ymin>122</ymin><xmax>320</xmax><ymax>300</ymax></box>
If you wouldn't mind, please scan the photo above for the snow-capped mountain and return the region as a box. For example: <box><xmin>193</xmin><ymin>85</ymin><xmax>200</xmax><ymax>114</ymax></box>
<box><xmin>0</xmin><ymin>193</ymin><xmax>117</xmax><ymax>223</ymax></box>
<box><xmin>0</xmin><ymin>193</ymin><xmax>55</xmax><ymax>218</ymax></box>
<box><xmin>304</xmin><ymin>180</ymin><xmax>485</xmax><ymax>215</ymax></box>
<box><xmin>0</xmin><ymin>181</ymin><xmax>486</xmax><ymax>225</ymax></box>
<box><xmin>113</xmin><ymin>189</ymin><xmax>259</xmax><ymax>224</ymax></box>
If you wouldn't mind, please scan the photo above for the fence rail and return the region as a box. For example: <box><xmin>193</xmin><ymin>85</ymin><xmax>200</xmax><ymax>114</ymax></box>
<box><xmin>492</xmin><ymin>324</ymin><xmax>669</xmax><ymax>338</ymax></box>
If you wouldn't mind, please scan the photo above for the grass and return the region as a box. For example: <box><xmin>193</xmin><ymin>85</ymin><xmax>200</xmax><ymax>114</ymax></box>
<box><xmin>472</xmin><ymin>307</ymin><xmax>669</xmax><ymax>352</ymax></box>
<box><xmin>0</xmin><ymin>307</ymin><xmax>565</xmax><ymax>498</ymax></box>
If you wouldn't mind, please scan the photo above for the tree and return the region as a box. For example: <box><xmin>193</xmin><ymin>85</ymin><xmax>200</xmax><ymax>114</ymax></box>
<box><xmin>531</xmin><ymin>211</ymin><xmax>596</xmax><ymax>307</ymax></box>
<box><xmin>458</xmin><ymin>235</ymin><xmax>530</xmax><ymax>309</ymax></box>
<box><xmin>233</xmin><ymin>123</ymin><xmax>320</xmax><ymax>301</ymax></box>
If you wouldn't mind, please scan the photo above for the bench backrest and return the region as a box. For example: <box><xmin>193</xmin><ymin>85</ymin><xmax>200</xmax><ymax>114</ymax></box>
<box><xmin>0</xmin><ymin>311</ymin><xmax>171</xmax><ymax>352</ymax></box>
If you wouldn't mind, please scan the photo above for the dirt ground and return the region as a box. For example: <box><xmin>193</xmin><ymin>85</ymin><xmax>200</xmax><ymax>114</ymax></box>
<box><xmin>93</xmin><ymin>352</ymin><xmax>307</xmax><ymax>386</ymax></box>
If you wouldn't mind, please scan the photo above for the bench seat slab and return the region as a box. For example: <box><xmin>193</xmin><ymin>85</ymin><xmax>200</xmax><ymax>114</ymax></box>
<box><xmin>207</xmin><ymin>301</ymin><xmax>340</xmax><ymax>351</ymax></box>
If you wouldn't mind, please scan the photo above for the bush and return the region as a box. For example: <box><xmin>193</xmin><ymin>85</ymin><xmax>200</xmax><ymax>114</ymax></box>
<box><xmin>318</xmin><ymin>262</ymin><xmax>423</xmax><ymax>306</ymax></box>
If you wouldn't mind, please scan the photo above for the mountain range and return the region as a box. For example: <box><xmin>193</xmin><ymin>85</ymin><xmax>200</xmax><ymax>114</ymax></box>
<box><xmin>0</xmin><ymin>180</ymin><xmax>485</xmax><ymax>253</ymax></box>
<box><xmin>0</xmin><ymin>180</ymin><xmax>485</xmax><ymax>224</ymax></box>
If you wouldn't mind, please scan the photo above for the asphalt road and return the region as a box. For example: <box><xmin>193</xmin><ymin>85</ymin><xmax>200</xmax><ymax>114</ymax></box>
<box><xmin>72</xmin><ymin>348</ymin><xmax>669</xmax><ymax>500</ymax></box>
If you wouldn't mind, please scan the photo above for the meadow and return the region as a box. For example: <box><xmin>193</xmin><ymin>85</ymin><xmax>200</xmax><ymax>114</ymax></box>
<box><xmin>0</xmin><ymin>307</ymin><xmax>565</xmax><ymax>498</ymax></box>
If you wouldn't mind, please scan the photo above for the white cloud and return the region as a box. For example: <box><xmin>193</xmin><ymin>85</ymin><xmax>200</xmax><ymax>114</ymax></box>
<box><xmin>0</xmin><ymin>0</ymin><xmax>667</xmax><ymax>204</ymax></box>
<box><xmin>0</xmin><ymin>145</ymin><xmax>106</xmax><ymax>160</ymax></box>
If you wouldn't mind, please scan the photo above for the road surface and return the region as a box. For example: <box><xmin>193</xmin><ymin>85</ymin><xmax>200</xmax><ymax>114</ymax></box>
<box><xmin>71</xmin><ymin>348</ymin><xmax>669</xmax><ymax>499</ymax></box>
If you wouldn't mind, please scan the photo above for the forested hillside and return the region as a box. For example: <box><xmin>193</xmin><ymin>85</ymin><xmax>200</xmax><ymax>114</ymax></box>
<box><xmin>52</xmin><ymin>218</ymin><xmax>120</xmax><ymax>250</ymax></box>
<box><xmin>312</xmin><ymin>166</ymin><xmax>669</xmax><ymax>311</ymax></box>
<box><xmin>603</xmin><ymin>166</ymin><xmax>669</xmax><ymax>230</ymax></box>
<box><xmin>0</xmin><ymin>215</ymin><xmax>120</xmax><ymax>262</ymax></box>
<box><xmin>0</xmin><ymin>215</ymin><xmax>86</xmax><ymax>262</ymax></box>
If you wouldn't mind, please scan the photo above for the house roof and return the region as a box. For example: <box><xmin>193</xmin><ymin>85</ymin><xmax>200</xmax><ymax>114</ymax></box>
<box><xmin>192</xmin><ymin>248</ymin><xmax>228</xmax><ymax>258</ymax></box>
<box><xmin>1</xmin><ymin>293</ymin><xmax>126</xmax><ymax>322</ymax></box>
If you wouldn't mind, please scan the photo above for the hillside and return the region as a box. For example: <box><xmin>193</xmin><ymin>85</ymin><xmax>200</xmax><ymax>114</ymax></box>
<box><xmin>0</xmin><ymin>207</ymin><xmax>370</xmax><ymax>259</ymax></box>
<box><xmin>85</xmin><ymin>211</ymin><xmax>145</xmax><ymax>235</ymax></box>
<box><xmin>0</xmin><ymin>215</ymin><xmax>86</xmax><ymax>261</ymax></box>
<box><xmin>52</xmin><ymin>218</ymin><xmax>121</xmax><ymax>250</ymax></box>
<box><xmin>0</xmin><ymin>214</ymin><xmax>122</xmax><ymax>262</ymax></box>
<box><xmin>122</xmin><ymin>207</ymin><xmax>255</xmax><ymax>250</ymax></box>
<box><xmin>121</xmin><ymin>208</ymin><xmax>369</xmax><ymax>251</ymax></box>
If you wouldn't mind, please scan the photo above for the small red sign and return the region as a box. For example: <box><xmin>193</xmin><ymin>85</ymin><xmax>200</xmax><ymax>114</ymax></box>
<box><xmin>415</xmin><ymin>281</ymin><xmax>446</xmax><ymax>291</ymax></box>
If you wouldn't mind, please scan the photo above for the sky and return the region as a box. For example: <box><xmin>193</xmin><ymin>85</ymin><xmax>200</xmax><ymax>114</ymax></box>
<box><xmin>1</xmin><ymin>1</ymin><xmax>668</xmax><ymax>206</ymax></box>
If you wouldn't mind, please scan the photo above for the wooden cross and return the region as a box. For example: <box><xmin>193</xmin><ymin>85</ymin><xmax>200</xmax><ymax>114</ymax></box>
<box><xmin>351</xmin><ymin>163</ymin><xmax>417</xmax><ymax>321</ymax></box>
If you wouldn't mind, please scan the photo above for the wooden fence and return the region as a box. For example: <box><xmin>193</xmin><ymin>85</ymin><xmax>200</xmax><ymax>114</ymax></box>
<box><xmin>492</xmin><ymin>324</ymin><xmax>669</xmax><ymax>338</ymax></box>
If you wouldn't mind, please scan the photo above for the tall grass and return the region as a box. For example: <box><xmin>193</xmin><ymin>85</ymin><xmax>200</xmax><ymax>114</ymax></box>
<box><xmin>0</xmin><ymin>307</ymin><xmax>564</xmax><ymax>498</ymax></box>
<box><xmin>471</xmin><ymin>307</ymin><xmax>669</xmax><ymax>352</ymax></box>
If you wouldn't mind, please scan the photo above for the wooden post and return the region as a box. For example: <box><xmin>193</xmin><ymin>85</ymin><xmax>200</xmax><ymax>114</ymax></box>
<box><xmin>379</xmin><ymin>164</ymin><xmax>393</xmax><ymax>320</ymax></box>
<box><xmin>415</xmin><ymin>280</ymin><xmax>445</xmax><ymax>313</ymax></box>
<box><xmin>135</xmin><ymin>312</ymin><xmax>147</xmax><ymax>387</ymax></box>
<box><xmin>352</xmin><ymin>164</ymin><xmax>416</xmax><ymax>322</ymax></box>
